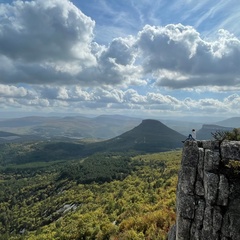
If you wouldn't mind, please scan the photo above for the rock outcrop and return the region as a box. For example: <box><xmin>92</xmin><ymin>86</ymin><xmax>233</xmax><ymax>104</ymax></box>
<box><xmin>169</xmin><ymin>140</ymin><xmax>240</xmax><ymax>240</ymax></box>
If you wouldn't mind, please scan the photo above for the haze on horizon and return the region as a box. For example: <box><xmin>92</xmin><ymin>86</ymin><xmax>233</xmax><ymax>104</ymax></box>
<box><xmin>1</xmin><ymin>0</ymin><xmax>240</xmax><ymax>120</ymax></box>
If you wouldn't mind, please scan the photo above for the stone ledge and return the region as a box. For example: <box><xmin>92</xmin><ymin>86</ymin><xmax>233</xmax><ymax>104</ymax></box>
<box><xmin>170</xmin><ymin>140</ymin><xmax>240</xmax><ymax>240</ymax></box>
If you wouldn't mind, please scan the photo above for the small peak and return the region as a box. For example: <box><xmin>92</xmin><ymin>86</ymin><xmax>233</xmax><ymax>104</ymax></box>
<box><xmin>141</xmin><ymin>119</ymin><xmax>162</xmax><ymax>125</ymax></box>
<box><xmin>142</xmin><ymin>119</ymin><xmax>160</xmax><ymax>122</ymax></box>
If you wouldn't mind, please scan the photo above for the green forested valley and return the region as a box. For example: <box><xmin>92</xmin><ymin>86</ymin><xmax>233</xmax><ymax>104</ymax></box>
<box><xmin>0</xmin><ymin>141</ymin><xmax>181</xmax><ymax>240</ymax></box>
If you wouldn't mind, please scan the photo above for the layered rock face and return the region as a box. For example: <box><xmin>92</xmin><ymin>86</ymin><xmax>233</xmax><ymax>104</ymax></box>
<box><xmin>169</xmin><ymin>140</ymin><xmax>240</xmax><ymax>240</ymax></box>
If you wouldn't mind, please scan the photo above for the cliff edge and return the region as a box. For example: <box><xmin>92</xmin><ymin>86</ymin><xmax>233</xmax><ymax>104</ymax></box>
<box><xmin>168</xmin><ymin>140</ymin><xmax>240</xmax><ymax>240</ymax></box>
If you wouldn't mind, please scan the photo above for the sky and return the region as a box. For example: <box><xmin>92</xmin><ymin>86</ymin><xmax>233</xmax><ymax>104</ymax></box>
<box><xmin>0</xmin><ymin>0</ymin><xmax>240</xmax><ymax>120</ymax></box>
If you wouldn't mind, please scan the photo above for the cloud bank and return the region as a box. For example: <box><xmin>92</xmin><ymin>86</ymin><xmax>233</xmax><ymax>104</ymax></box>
<box><xmin>0</xmin><ymin>0</ymin><xmax>240</xmax><ymax>117</ymax></box>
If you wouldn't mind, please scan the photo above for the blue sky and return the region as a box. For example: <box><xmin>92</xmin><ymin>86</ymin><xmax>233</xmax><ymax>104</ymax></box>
<box><xmin>73</xmin><ymin>0</ymin><xmax>240</xmax><ymax>43</ymax></box>
<box><xmin>0</xmin><ymin>0</ymin><xmax>240</xmax><ymax>120</ymax></box>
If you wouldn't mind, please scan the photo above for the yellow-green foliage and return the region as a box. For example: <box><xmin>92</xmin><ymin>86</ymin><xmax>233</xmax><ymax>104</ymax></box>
<box><xmin>226</xmin><ymin>128</ymin><xmax>240</xmax><ymax>141</ymax></box>
<box><xmin>212</xmin><ymin>128</ymin><xmax>240</xmax><ymax>141</ymax></box>
<box><xmin>0</xmin><ymin>150</ymin><xmax>181</xmax><ymax>240</ymax></box>
<box><xmin>226</xmin><ymin>159</ymin><xmax>240</xmax><ymax>174</ymax></box>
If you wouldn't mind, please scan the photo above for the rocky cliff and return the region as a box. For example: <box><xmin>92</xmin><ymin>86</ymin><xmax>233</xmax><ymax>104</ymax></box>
<box><xmin>168</xmin><ymin>140</ymin><xmax>240</xmax><ymax>240</ymax></box>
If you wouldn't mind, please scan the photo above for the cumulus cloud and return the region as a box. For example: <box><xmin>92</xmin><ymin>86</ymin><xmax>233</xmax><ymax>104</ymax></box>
<box><xmin>1</xmin><ymin>1</ymin><xmax>240</xmax><ymax>118</ymax></box>
<box><xmin>136</xmin><ymin>24</ymin><xmax>240</xmax><ymax>89</ymax></box>
<box><xmin>0</xmin><ymin>84</ymin><xmax>35</xmax><ymax>98</ymax></box>
<box><xmin>1</xmin><ymin>83</ymin><xmax>240</xmax><ymax>117</ymax></box>
<box><xmin>1</xmin><ymin>0</ymin><xmax>240</xmax><ymax>90</ymax></box>
<box><xmin>0</xmin><ymin>0</ymin><xmax>95</xmax><ymax>62</ymax></box>
<box><xmin>0</xmin><ymin>0</ymin><xmax>144</xmax><ymax>86</ymax></box>
<box><xmin>0</xmin><ymin>0</ymin><xmax>97</xmax><ymax>84</ymax></box>
<box><xmin>80</xmin><ymin>37</ymin><xmax>144</xmax><ymax>86</ymax></box>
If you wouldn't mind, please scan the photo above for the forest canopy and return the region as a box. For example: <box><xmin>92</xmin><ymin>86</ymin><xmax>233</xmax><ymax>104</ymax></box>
<box><xmin>0</xmin><ymin>146</ymin><xmax>182</xmax><ymax>240</ymax></box>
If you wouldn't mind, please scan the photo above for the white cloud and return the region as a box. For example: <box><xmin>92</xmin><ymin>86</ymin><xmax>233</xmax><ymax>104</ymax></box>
<box><xmin>136</xmin><ymin>24</ymin><xmax>240</xmax><ymax>90</ymax></box>
<box><xmin>0</xmin><ymin>0</ymin><xmax>95</xmax><ymax>62</ymax></box>
<box><xmin>0</xmin><ymin>1</ymin><xmax>240</xmax><ymax>118</ymax></box>
<box><xmin>1</xmin><ymin>0</ymin><xmax>240</xmax><ymax>91</ymax></box>
<box><xmin>0</xmin><ymin>0</ymin><xmax>143</xmax><ymax>87</ymax></box>
<box><xmin>0</xmin><ymin>83</ymin><xmax>240</xmax><ymax>117</ymax></box>
<box><xmin>0</xmin><ymin>0</ymin><xmax>97</xmax><ymax>84</ymax></box>
<box><xmin>0</xmin><ymin>84</ymin><xmax>35</xmax><ymax>98</ymax></box>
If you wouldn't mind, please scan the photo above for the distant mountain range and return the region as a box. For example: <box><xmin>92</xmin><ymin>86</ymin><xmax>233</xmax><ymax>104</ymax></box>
<box><xmin>195</xmin><ymin>117</ymin><xmax>240</xmax><ymax>140</ymax></box>
<box><xmin>0</xmin><ymin>115</ymin><xmax>239</xmax><ymax>143</ymax></box>
<box><xmin>0</xmin><ymin>115</ymin><xmax>142</xmax><ymax>141</ymax></box>
<box><xmin>1</xmin><ymin>119</ymin><xmax>186</xmax><ymax>165</ymax></box>
<box><xmin>196</xmin><ymin>124</ymin><xmax>233</xmax><ymax>140</ymax></box>
<box><xmin>215</xmin><ymin>117</ymin><xmax>240</xmax><ymax>128</ymax></box>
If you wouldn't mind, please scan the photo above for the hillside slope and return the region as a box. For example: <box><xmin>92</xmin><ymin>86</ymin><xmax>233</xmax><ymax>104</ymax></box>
<box><xmin>197</xmin><ymin>124</ymin><xmax>233</xmax><ymax>140</ymax></box>
<box><xmin>0</xmin><ymin>119</ymin><xmax>185</xmax><ymax>165</ymax></box>
<box><xmin>0</xmin><ymin>130</ymin><xmax>43</xmax><ymax>144</ymax></box>
<box><xmin>215</xmin><ymin>117</ymin><xmax>240</xmax><ymax>128</ymax></box>
<box><xmin>89</xmin><ymin>119</ymin><xmax>186</xmax><ymax>153</ymax></box>
<box><xmin>0</xmin><ymin>150</ymin><xmax>181</xmax><ymax>240</ymax></box>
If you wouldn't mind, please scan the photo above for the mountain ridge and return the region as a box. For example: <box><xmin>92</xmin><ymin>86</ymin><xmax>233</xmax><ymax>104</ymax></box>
<box><xmin>197</xmin><ymin>124</ymin><xmax>233</xmax><ymax>140</ymax></box>
<box><xmin>0</xmin><ymin>115</ymin><xmax>239</xmax><ymax>142</ymax></box>
<box><xmin>0</xmin><ymin>119</ymin><xmax>186</xmax><ymax>165</ymax></box>
<box><xmin>215</xmin><ymin>117</ymin><xmax>240</xmax><ymax>128</ymax></box>
<box><xmin>90</xmin><ymin>119</ymin><xmax>186</xmax><ymax>153</ymax></box>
